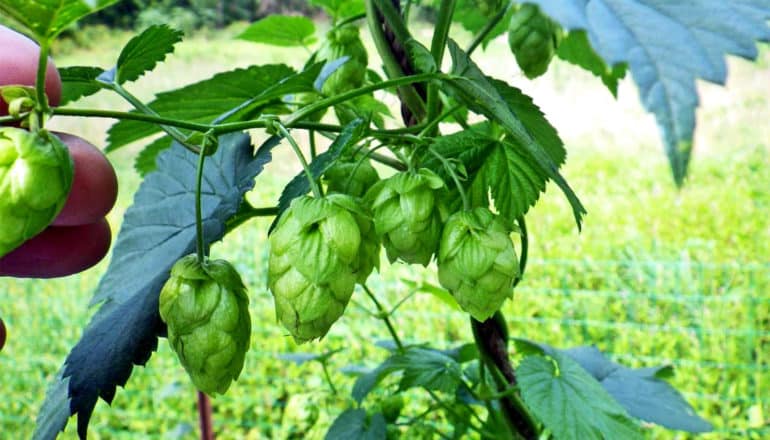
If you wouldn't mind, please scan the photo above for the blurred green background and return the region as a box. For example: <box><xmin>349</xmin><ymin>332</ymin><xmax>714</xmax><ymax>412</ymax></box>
<box><xmin>0</xmin><ymin>4</ymin><xmax>769</xmax><ymax>439</ymax></box>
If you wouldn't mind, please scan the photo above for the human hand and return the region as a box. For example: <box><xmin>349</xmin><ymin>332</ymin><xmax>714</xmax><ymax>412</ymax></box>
<box><xmin>0</xmin><ymin>25</ymin><xmax>118</xmax><ymax>278</ymax></box>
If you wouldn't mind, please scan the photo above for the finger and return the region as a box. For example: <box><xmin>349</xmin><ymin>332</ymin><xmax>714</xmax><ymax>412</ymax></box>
<box><xmin>0</xmin><ymin>219</ymin><xmax>112</xmax><ymax>278</ymax></box>
<box><xmin>52</xmin><ymin>133</ymin><xmax>118</xmax><ymax>227</ymax></box>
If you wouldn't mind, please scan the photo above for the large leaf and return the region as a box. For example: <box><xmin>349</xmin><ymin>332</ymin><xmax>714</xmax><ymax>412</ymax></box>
<box><xmin>525</xmin><ymin>0</ymin><xmax>770</xmax><ymax>185</ymax></box>
<box><xmin>325</xmin><ymin>409</ymin><xmax>386</xmax><ymax>440</ymax></box>
<box><xmin>237</xmin><ymin>15</ymin><xmax>317</xmax><ymax>47</ymax></box>
<box><xmin>516</xmin><ymin>340</ymin><xmax>712</xmax><ymax>433</ymax></box>
<box><xmin>0</xmin><ymin>0</ymin><xmax>117</xmax><ymax>40</ymax></box>
<box><xmin>33</xmin><ymin>133</ymin><xmax>274</xmax><ymax>440</ymax></box>
<box><xmin>518</xmin><ymin>353</ymin><xmax>643</xmax><ymax>440</ymax></box>
<box><xmin>107</xmin><ymin>63</ymin><xmax>324</xmax><ymax>152</ymax></box>
<box><xmin>309</xmin><ymin>0</ymin><xmax>366</xmax><ymax>20</ymax></box>
<box><xmin>113</xmin><ymin>24</ymin><xmax>183</xmax><ymax>84</ymax></box>
<box><xmin>444</xmin><ymin>40</ymin><xmax>586</xmax><ymax>229</ymax></box>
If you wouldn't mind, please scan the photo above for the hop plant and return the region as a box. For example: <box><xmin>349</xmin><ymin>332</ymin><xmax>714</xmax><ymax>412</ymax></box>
<box><xmin>475</xmin><ymin>0</ymin><xmax>502</xmax><ymax>16</ymax></box>
<box><xmin>0</xmin><ymin>127</ymin><xmax>73</xmax><ymax>258</ymax></box>
<box><xmin>268</xmin><ymin>194</ymin><xmax>376</xmax><ymax>343</ymax></box>
<box><xmin>324</xmin><ymin>155</ymin><xmax>380</xmax><ymax>198</ymax></box>
<box><xmin>507</xmin><ymin>3</ymin><xmax>563</xmax><ymax>79</ymax></box>
<box><xmin>159</xmin><ymin>255</ymin><xmax>251</xmax><ymax>395</ymax></box>
<box><xmin>367</xmin><ymin>168</ymin><xmax>446</xmax><ymax>266</ymax></box>
<box><xmin>437</xmin><ymin>208</ymin><xmax>519</xmax><ymax>321</ymax></box>
<box><xmin>317</xmin><ymin>24</ymin><xmax>368</xmax><ymax>96</ymax></box>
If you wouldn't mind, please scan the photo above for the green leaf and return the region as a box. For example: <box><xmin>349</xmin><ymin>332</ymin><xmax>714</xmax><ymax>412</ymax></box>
<box><xmin>238</xmin><ymin>15</ymin><xmax>317</xmax><ymax>47</ymax></box>
<box><xmin>556</xmin><ymin>31</ymin><xmax>626</xmax><ymax>97</ymax></box>
<box><xmin>133</xmin><ymin>136</ymin><xmax>172</xmax><ymax>176</ymax></box>
<box><xmin>114</xmin><ymin>24</ymin><xmax>183</xmax><ymax>84</ymax></box>
<box><xmin>309</xmin><ymin>0</ymin><xmax>366</xmax><ymax>20</ymax></box>
<box><xmin>518</xmin><ymin>353</ymin><xmax>643</xmax><ymax>440</ymax></box>
<box><xmin>33</xmin><ymin>133</ymin><xmax>274</xmax><ymax>440</ymax></box>
<box><xmin>444</xmin><ymin>40</ymin><xmax>585</xmax><ymax>229</ymax></box>
<box><xmin>106</xmin><ymin>64</ymin><xmax>304</xmax><ymax>151</ymax></box>
<box><xmin>0</xmin><ymin>0</ymin><xmax>118</xmax><ymax>40</ymax></box>
<box><xmin>325</xmin><ymin>409</ymin><xmax>386</xmax><ymax>440</ymax></box>
<box><xmin>515</xmin><ymin>340</ymin><xmax>712</xmax><ymax>433</ymax></box>
<box><xmin>352</xmin><ymin>361</ymin><xmax>396</xmax><ymax>404</ymax></box>
<box><xmin>526</xmin><ymin>0</ymin><xmax>770</xmax><ymax>185</ymax></box>
<box><xmin>390</xmin><ymin>348</ymin><xmax>464</xmax><ymax>394</ymax></box>
<box><xmin>273</xmin><ymin>119</ymin><xmax>366</xmax><ymax>226</ymax></box>
<box><xmin>58</xmin><ymin>66</ymin><xmax>106</xmax><ymax>105</ymax></box>
<box><xmin>401</xmin><ymin>279</ymin><xmax>463</xmax><ymax>312</ymax></box>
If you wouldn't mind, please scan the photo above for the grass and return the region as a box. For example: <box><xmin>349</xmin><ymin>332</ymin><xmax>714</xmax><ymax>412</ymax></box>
<box><xmin>0</xmin><ymin>23</ymin><xmax>769</xmax><ymax>439</ymax></box>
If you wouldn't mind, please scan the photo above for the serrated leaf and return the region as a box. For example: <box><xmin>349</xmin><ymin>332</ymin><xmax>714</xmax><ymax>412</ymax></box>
<box><xmin>134</xmin><ymin>136</ymin><xmax>173</xmax><ymax>176</ymax></box>
<box><xmin>238</xmin><ymin>15</ymin><xmax>317</xmax><ymax>47</ymax></box>
<box><xmin>525</xmin><ymin>0</ymin><xmax>770</xmax><ymax>185</ymax></box>
<box><xmin>33</xmin><ymin>133</ymin><xmax>274</xmax><ymax>440</ymax></box>
<box><xmin>556</xmin><ymin>31</ymin><xmax>627</xmax><ymax>97</ymax></box>
<box><xmin>272</xmin><ymin>119</ymin><xmax>366</xmax><ymax>227</ymax></box>
<box><xmin>513</xmin><ymin>340</ymin><xmax>712</xmax><ymax>433</ymax></box>
<box><xmin>325</xmin><ymin>409</ymin><xmax>386</xmax><ymax>440</ymax></box>
<box><xmin>352</xmin><ymin>361</ymin><xmax>396</xmax><ymax>404</ymax></box>
<box><xmin>58</xmin><ymin>66</ymin><xmax>106</xmax><ymax>105</ymax></box>
<box><xmin>0</xmin><ymin>0</ymin><xmax>117</xmax><ymax>40</ymax></box>
<box><xmin>114</xmin><ymin>24</ymin><xmax>183</xmax><ymax>84</ymax></box>
<box><xmin>309</xmin><ymin>0</ymin><xmax>366</xmax><ymax>20</ymax></box>
<box><xmin>390</xmin><ymin>348</ymin><xmax>464</xmax><ymax>394</ymax></box>
<box><xmin>518</xmin><ymin>353</ymin><xmax>643</xmax><ymax>440</ymax></box>
<box><xmin>444</xmin><ymin>40</ymin><xmax>585</xmax><ymax>229</ymax></box>
<box><xmin>107</xmin><ymin>64</ymin><xmax>297</xmax><ymax>151</ymax></box>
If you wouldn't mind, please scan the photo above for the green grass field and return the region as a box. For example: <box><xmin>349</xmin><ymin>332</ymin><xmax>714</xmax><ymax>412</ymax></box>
<box><xmin>0</xmin><ymin>24</ymin><xmax>768</xmax><ymax>439</ymax></box>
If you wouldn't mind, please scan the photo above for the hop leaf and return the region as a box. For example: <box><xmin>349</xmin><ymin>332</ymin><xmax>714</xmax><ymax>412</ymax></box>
<box><xmin>367</xmin><ymin>168</ymin><xmax>446</xmax><ymax>266</ymax></box>
<box><xmin>508</xmin><ymin>4</ymin><xmax>563</xmax><ymax>79</ymax></box>
<box><xmin>317</xmin><ymin>24</ymin><xmax>368</xmax><ymax>96</ymax></box>
<box><xmin>159</xmin><ymin>255</ymin><xmax>251</xmax><ymax>395</ymax></box>
<box><xmin>268</xmin><ymin>194</ymin><xmax>375</xmax><ymax>343</ymax></box>
<box><xmin>0</xmin><ymin>128</ymin><xmax>73</xmax><ymax>258</ymax></box>
<box><xmin>437</xmin><ymin>208</ymin><xmax>519</xmax><ymax>321</ymax></box>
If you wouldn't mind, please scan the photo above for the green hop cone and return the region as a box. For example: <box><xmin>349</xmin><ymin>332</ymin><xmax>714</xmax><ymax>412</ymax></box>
<box><xmin>507</xmin><ymin>3</ymin><xmax>563</xmax><ymax>79</ymax></box>
<box><xmin>324</xmin><ymin>156</ymin><xmax>380</xmax><ymax>198</ymax></box>
<box><xmin>317</xmin><ymin>24</ymin><xmax>368</xmax><ymax>96</ymax></box>
<box><xmin>0</xmin><ymin>127</ymin><xmax>73</xmax><ymax>258</ymax></box>
<box><xmin>159</xmin><ymin>255</ymin><xmax>251</xmax><ymax>395</ymax></box>
<box><xmin>437</xmin><ymin>208</ymin><xmax>519</xmax><ymax>321</ymax></box>
<box><xmin>268</xmin><ymin>194</ymin><xmax>375</xmax><ymax>343</ymax></box>
<box><xmin>367</xmin><ymin>168</ymin><xmax>446</xmax><ymax>266</ymax></box>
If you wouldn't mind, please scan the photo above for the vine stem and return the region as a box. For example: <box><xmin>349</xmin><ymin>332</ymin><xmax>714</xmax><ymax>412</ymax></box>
<box><xmin>34</xmin><ymin>39</ymin><xmax>51</xmax><ymax>127</ymax></box>
<box><xmin>362</xmin><ymin>284</ymin><xmax>403</xmax><ymax>350</ymax></box>
<box><xmin>197</xmin><ymin>392</ymin><xmax>214</xmax><ymax>440</ymax></box>
<box><xmin>194</xmin><ymin>135</ymin><xmax>210</xmax><ymax>263</ymax></box>
<box><xmin>274</xmin><ymin>122</ymin><xmax>323</xmax><ymax>198</ymax></box>
<box><xmin>466</xmin><ymin>2</ymin><xmax>512</xmax><ymax>56</ymax></box>
<box><xmin>426</xmin><ymin>0</ymin><xmax>457</xmax><ymax>130</ymax></box>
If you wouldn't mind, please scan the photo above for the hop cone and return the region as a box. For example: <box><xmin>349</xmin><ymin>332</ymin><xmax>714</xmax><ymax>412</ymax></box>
<box><xmin>317</xmin><ymin>24</ymin><xmax>368</xmax><ymax>96</ymax></box>
<box><xmin>367</xmin><ymin>168</ymin><xmax>446</xmax><ymax>266</ymax></box>
<box><xmin>268</xmin><ymin>194</ymin><xmax>374</xmax><ymax>343</ymax></box>
<box><xmin>507</xmin><ymin>3</ymin><xmax>562</xmax><ymax>79</ymax></box>
<box><xmin>159</xmin><ymin>255</ymin><xmax>251</xmax><ymax>395</ymax></box>
<box><xmin>437</xmin><ymin>208</ymin><xmax>519</xmax><ymax>321</ymax></box>
<box><xmin>0</xmin><ymin>127</ymin><xmax>73</xmax><ymax>258</ymax></box>
<box><xmin>324</xmin><ymin>156</ymin><xmax>380</xmax><ymax>198</ymax></box>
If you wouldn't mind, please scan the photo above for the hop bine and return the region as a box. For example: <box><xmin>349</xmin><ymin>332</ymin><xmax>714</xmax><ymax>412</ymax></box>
<box><xmin>0</xmin><ymin>127</ymin><xmax>73</xmax><ymax>258</ymax></box>
<box><xmin>159</xmin><ymin>255</ymin><xmax>251</xmax><ymax>395</ymax></box>
<box><xmin>437</xmin><ymin>208</ymin><xmax>520</xmax><ymax>321</ymax></box>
